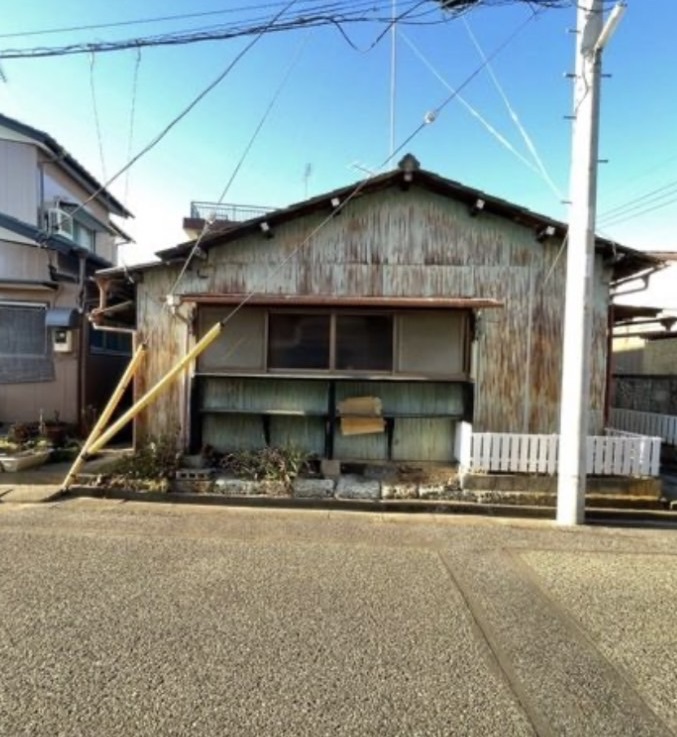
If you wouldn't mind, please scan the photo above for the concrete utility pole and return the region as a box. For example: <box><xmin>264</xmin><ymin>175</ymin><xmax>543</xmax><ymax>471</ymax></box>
<box><xmin>557</xmin><ymin>1</ymin><xmax>626</xmax><ymax>525</ymax></box>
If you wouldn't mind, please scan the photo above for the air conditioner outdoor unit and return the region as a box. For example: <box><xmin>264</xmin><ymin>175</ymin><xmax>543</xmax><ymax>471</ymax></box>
<box><xmin>47</xmin><ymin>207</ymin><xmax>74</xmax><ymax>239</ymax></box>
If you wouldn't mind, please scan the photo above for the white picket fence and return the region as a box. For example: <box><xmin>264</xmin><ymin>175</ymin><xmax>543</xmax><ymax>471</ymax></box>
<box><xmin>466</xmin><ymin>430</ymin><xmax>661</xmax><ymax>477</ymax></box>
<box><xmin>610</xmin><ymin>408</ymin><xmax>677</xmax><ymax>446</ymax></box>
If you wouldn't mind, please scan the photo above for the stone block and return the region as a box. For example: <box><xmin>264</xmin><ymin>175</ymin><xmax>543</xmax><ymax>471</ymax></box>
<box><xmin>257</xmin><ymin>480</ymin><xmax>289</xmax><ymax>497</ymax></box>
<box><xmin>292</xmin><ymin>478</ymin><xmax>336</xmax><ymax>499</ymax></box>
<box><xmin>320</xmin><ymin>459</ymin><xmax>342</xmax><ymax>480</ymax></box>
<box><xmin>381</xmin><ymin>482</ymin><xmax>418</xmax><ymax>500</ymax></box>
<box><xmin>335</xmin><ymin>475</ymin><xmax>380</xmax><ymax>500</ymax></box>
<box><xmin>418</xmin><ymin>483</ymin><xmax>454</xmax><ymax>499</ymax></box>
<box><xmin>172</xmin><ymin>479</ymin><xmax>214</xmax><ymax>494</ymax></box>
<box><xmin>213</xmin><ymin>477</ymin><xmax>258</xmax><ymax>496</ymax></box>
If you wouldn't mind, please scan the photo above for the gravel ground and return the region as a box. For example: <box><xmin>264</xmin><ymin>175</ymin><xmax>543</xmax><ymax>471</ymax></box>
<box><xmin>0</xmin><ymin>499</ymin><xmax>675</xmax><ymax>736</ymax></box>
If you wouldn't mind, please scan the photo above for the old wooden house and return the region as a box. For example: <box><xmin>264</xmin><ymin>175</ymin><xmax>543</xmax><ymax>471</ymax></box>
<box><xmin>97</xmin><ymin>155</ymin><xmax>659</xmax><ymax>464</ymax></box>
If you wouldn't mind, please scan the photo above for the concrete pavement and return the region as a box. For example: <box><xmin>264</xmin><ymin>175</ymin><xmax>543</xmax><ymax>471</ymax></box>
<box><xmin>0</xmin><ymin>499</ymin><xmax>675</xmax><ymax>736</ymax></box>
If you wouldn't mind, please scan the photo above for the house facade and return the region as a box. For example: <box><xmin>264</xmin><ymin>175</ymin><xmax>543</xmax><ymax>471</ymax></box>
<box><xmin>100</xmin><ymin>156</ymin><xmax>658</xmax><ymax>464</ymax></box>
<box><xmin>0</xmin><ymin>114</ymin><xmax>133</xmax><ymax>427</ymax></box>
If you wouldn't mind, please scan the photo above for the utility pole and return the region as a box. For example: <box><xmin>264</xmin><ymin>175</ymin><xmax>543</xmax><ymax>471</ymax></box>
<box><xmin>557</xmin><ymin>1</ymin><xmax>626</xmax><ymax>525</ymax></box>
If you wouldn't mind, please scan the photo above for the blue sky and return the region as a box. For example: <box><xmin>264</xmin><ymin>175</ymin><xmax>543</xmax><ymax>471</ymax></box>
<box><xmin>0</xmin><ymin>0</ymin><xmax>675</xmax><ymax>304</ymax></box>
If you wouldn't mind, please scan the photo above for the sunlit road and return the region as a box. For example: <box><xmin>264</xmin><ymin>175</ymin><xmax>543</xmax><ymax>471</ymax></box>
<box><xmin>0</xmin><ymin>498</ymin><xmax>675</xmax><ymax>736</ymax></box>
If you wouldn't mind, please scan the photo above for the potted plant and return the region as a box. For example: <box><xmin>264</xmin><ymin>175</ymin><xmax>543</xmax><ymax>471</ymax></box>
<box><xmin>40</xmin><ymin>410</ymin><xmax>69</xmax><ymax>448</ymax></box>
<box><xmin>0</xmin><ymin>429</ymin><xmax>52</xmax><ymax>472</ymax></box>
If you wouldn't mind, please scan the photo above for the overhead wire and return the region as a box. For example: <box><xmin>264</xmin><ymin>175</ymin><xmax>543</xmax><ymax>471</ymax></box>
<box><xmin>0</xmin><ymin>1</ymin><xmax>581</xmax><ymax>60</ymax></box>
<box><xmin>598</xmin><ymin>177</ymin><xmax>677</xmax><ymax>224</ymax></box>
<box><xmin>461</xmin><ymin>14</ymin><xmax>564</xmax><ymax>202</ymax></box>
<box><xmin>0</xmin><ymin>1</ymin><xmax>328</xmax><ymax>39</ymax></box>
<box><xmin>167</xmin><ymin>31</ymin><xmax>313</xmax><ymax>297</ymax></box>
<box><xmin>170</xmin><ymin>5</ymin><xmax>544</xmax><ymax>334</ymax></box>
<box><xmin>88</xmin><ymin>51</ymin><xmax>107</xmax><ymax>183</ymax></box>
<box><xmin>598</xmin><ymin>189</ymin><xmax>677</xmax><ymax>230</ymax></box>
<box><xmin>123</xmin><ymin>48</ymin><xmax>142</xmax><ymax>208</ymax></box>
<box><xmin>65</xmin><ymin>0</ymin><xmax>299</xmax><ymax>225</ymax></box>
<box><xmin>398</xmin><ymin>29</ymin><xmax>544</xmax><ymax>177</ymax></box>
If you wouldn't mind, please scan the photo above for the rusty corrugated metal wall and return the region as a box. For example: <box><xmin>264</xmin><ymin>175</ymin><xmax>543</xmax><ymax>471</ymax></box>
<box><xmin>136</xmin><ymin>185</ymin><xmax>611</xmax><ymax>442</ymax></box>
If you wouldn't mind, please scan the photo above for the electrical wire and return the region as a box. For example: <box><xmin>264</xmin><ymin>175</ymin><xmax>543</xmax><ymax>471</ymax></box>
<box><xmin>0</xmin><ymin>1</ymin><xmax>324</xmax><ymax>39</ymax></box>
<box><xmin>172</xmin><ymin>5</ymin><xmax>544</xmax><ymax>334</ymax></box>
<box><xmin>167</xmin><ymin>31</ymin><xmax>312</xmax><ymax>297</ymax></box>
<box><xmin>123</xmin><ymin>49</ymin><xmax>142</xmax><ymax>208</ymax></box>
<box><xmin>0</xmin><ymin>1</ymin><xmax>579</xmax><ymax>60</ymax></box>
<box><xmin>598</xmin><ymin>177</ymin><xmax>677</xmax><ymax>224</ymax></box>
<box><xmin>65</xmin><ymin>0</ymin><xmax>299</xmax><ymax>225</ymax></box>
<box><xmin>462</xmin><ymin>15</ymin><xmax>565</xmax><ymax>202</ymax></box>
<box><xmin>88</xmin><ymin>51</ymin><xmax>107</xmax><ymax>183</ymax></box>
<box><xmin>599</xmin><ymin>190</ymin><xmax>677</xmax><ymax>230</ymax></box>
<box><xmin>399</xmin><ymin>29</ymin><xmax>544</xmax><ymax>177</ymax></box>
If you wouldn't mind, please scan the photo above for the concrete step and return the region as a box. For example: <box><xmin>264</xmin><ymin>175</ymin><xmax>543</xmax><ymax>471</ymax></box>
<box><xmin>463</xmin><ymin>473</ymin><xmax>661</xmax><ymax>497</ymax></box>
<box><xmin>464</xmin><ymin>489</ymin><xmax>665</xmax><ymax>510</ymax></box>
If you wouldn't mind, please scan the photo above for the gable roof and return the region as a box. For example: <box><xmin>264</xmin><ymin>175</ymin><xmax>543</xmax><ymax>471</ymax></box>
<box><xmin>151</xmin><ymin>160</ymin><xmax>661</xmax><ymax>283</ymax></box>
<box><xmin>0</xmin><ymin>113</ymin><xmax>132</xmax><ymax>219</ymax></box>
<box><xmin>0</xmin><ymin>211</ymin><xmax>112</xmax><ymax>269</ymax></box>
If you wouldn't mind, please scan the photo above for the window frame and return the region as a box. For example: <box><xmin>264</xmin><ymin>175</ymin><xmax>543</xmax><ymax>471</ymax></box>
<box><xmin>267</xmin><ymin>309</ymin><xmax>397</xmax><ymax>375</ymax></box>
<box><xmin>0</xmin><ymin>300</ymin><xmax>49</xmax><ymax>358</ymax></box>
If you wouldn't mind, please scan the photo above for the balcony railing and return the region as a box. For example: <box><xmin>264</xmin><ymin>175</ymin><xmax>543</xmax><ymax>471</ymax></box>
<box><xmin>189</xmin><ymin>201</ymin><xmax>275</xmax><ymax>222</ymax></box>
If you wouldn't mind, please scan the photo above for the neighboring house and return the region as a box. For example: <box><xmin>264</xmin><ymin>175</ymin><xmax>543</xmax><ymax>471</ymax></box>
<box><xmin>611</xmin><ymin>304</ymin><xmax>677</xmax><ymax>417</ymax></box>
<box><xmin>0</xmin><ymin>113</ymin><xmax>133</xmax><ymax>427</ymax></box>
<box><xmin>97</xmin><ymin>155</ymin><xmax>659</xmax><ymax>464</ymax></box>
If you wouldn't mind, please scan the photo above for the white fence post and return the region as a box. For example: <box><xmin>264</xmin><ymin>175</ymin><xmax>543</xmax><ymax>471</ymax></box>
<box><xmin>466</xmin><ymin>429</ymin><xmax>660</xmax><ymax>477</ymax></box>
<box><xmin>455</xmin><ymin>421</ymin><xmax>472</xmax><ymax>473</ymax></box>
<box><xmin>610</xmin><ymin>407</ymin><xmax>677</xmax><ymax>446</ymax></box>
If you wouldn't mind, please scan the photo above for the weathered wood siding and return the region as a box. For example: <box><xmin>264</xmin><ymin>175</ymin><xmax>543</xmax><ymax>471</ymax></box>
<box><xmin>136</xmin><ymin>185</ymin><xmax>611</xmax><ymax>441</ymax></box>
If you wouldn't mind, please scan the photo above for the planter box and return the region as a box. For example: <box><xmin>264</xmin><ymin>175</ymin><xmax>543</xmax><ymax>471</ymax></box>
<box><xmin>0</xmin><ymin>450</ymin><xmax>52</xmax><ymax>472</ymax></box>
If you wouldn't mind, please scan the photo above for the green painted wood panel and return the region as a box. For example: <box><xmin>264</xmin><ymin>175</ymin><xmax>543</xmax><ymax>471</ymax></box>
<box><xmin>391</xmin><ymin>418</ymin><xmax>456</xmax><ymax>462</ymax></box>
<box><xmin>335</xmin><ymin>380</ymin><xmax>464</xmax><ymax>416</ymax></box>
<box><xmin>201</xmin><ymin>377</ymin><xmax>329</xmax><ymax>413</ymax></box>
<box><xmin>202</xmin><ymin>414</ymin><xmax>265</xmax><ymax>452</ymax></box>
<box><xmin>269</xmin><ymin>416</ymin><xmax>326</xmax><ymax>456</ymax></box>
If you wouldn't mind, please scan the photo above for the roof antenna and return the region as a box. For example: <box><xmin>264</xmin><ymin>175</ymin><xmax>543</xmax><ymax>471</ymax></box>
<box><xmin>303</xmin><ymin>163</ymin><xmax>312</xmax><ymax>199</ymax></box>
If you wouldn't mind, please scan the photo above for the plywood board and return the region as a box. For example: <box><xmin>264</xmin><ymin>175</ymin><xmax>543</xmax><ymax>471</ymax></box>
<box><xmin>340</xmin><ymin>416</ymin><xmax>386</xmax><ymax>436</ymax></box>
<box><xmin>337</xmin><ymin>396</ymin><xmax>382</xmax><ymax>417</ymax></box>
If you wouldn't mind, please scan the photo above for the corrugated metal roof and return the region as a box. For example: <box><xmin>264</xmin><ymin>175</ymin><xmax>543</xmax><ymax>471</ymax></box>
<box><xmin>151</xmin><ymin>162</ymin><xmax>662</xmax><ymax>282</ymax></box>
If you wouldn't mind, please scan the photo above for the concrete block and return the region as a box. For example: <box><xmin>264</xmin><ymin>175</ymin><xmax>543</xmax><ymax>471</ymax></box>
<box><xmin>175</xmin><ymin>468</ymin><xmax>214</xmax><ymax>481</ymax></box>
<box><xmin>320</xmin><ymin>459</ymin><xmax>341</xmax><ymax>480</ymax></box>
<box><xmin>335</xmin><ymin>475</ymin><xmax>380</xmax><ymax>500</ymax></box>
<box><xmin>381</xmin><ymin>482</ymin><xmax>418</xmax><ymax>500</ymax></box>
<box><xmin>292</xmin><ymin>478</ymin><xmax>336</xmax><ymax>499</ymax></box>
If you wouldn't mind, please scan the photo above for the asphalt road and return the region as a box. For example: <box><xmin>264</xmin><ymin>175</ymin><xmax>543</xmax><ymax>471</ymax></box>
<box><xmin>0</xmin><ymin>499</ymin><xmax>676</xmax><ymax>736</ymax></box>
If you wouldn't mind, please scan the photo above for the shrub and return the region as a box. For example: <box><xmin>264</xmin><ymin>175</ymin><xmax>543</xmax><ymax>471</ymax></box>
<box><xmin>217</xmin><ymin>446</ymin><xmax>310</xmax><ymax>486</ymax></box>
<box><xmin>107</xmin><ymin>436</ymin><xmax>182</xmax><ymax>491</ymax></box>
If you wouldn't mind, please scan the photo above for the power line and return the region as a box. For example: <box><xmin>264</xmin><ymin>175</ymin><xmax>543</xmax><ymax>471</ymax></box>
<box><xmin>123</xmin><ymin>49</ymin><xmax>142</xmax><ymax>208</ymax></box>
<box><xmin>88</xmin><ymin>51</ymin><xmax>107</xmax><ymax>183</ymax></box>
<box><xmin>399</xmin><ymin>29</ymin><xmax>543</xmax><ymax>176</ymax></box>
<box><xmin>168</xmin><ymin>5</ymin><xmax>544</xmax><ymax>338</ymax></box>
<box><xmin>599</xmin><ymin>190</ymin><xmax>677</xmax><ymax>230</ymax></box>
<box><xmin>462</xmin><ymin>14</ymin><xmax>564</xmax><ymax>201</ymax></box>
<box><xmin>168</xmin><ymin>31</ymin><xmax>312</xmax><ymax>297</ymax></box>
<box><xmin>0</xmin><ymin>1</ymin><xmax>312</xmax><ymax>39</ymax></box>
<box><xmin>66</xmin><ymin>0</ymin><xmax>300</xmax><ymax>224</ymax></box>
<box><xmin>598</xmin><ymin>177</ymin><xmax>677</xmax><ymax>223</ymax></box>
<box><xmin>0</xmin><ymin>1</ymin><xmax>579</xmax><ymax>60</ymax></box>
